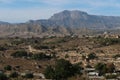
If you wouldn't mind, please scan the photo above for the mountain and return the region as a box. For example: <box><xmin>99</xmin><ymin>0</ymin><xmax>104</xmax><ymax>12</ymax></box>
<box><xmin>38</xmin><ymin>10</ymin><xmax>120</xmax><ymax>29</ymax></box>
<box><xmin>0</xmin><ymin>10</ymin><xmax>120</xmax><ymax>37</ymax></box>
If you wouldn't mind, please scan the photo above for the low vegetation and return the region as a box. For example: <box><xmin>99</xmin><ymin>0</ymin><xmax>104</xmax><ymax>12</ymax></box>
<box><xmin>11</xmin><ymin>50</ymin><xmax>28</xmax><ymax>58</ymax></box>
<box><xmin>0</xmin><ymin>73</ymin><xmax>8</xmax><ymax>80</ymax></box>
<box><xmin>97</xmin><ymin>37</ymin><xmax>120</xmax><ymax>46</ymax></box>
<box><xmin>31</xmin><ymin>53</ymin><xmax>51</xmax><ymax>60</ymax></box>
<box><xmin>95</xmin><ymin>63</ymin><xmax>115</xmax><ymax>75</ymax></box>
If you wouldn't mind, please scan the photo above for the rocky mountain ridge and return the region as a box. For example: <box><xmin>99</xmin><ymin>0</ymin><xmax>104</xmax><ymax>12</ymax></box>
<box><xmin>0</xmin><ymin>10</ymin><xmax>120</xmax><ymax>37</ymax></box>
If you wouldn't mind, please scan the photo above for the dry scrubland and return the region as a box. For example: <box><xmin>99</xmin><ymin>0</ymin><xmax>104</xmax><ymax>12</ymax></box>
<box><xmin>0</xmin><ymin>36</ymin><xmax>120</xmax><ymax>80</ymax></box>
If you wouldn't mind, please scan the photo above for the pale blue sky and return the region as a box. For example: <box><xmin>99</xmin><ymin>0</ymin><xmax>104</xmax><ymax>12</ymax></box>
<box><xmin>0</xmin><ymin>0</ymin><xmax>120</xmax><ymax>23</ymax></box>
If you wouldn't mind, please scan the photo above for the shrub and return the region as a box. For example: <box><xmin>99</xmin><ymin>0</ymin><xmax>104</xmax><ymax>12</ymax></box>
<box><xmin>44</xmin><ymin>66</ymin><xmax>55</xmax><ymax>79</ymax></box>
<box><xmin>88</xmin><ymin>52</ymin><xmax>97</xmax><ymax>60</ymax></box>
<box><xmin>4</xmin><ymin>65</ymin><xmax>12</xmax><ymax>71</ymax></box>
<box><xmin>95</xmin><ymin>63</ymin><xmax>115</xmax><ymax>75</ymax></box>
<box><xmin>0</xmin><ymin>46</ymin><xmax>6</xmax><ymax>51</ymax></box>
<box><xmin>65</xmin><ymin>54</ymin><xmax>69</xmax><ymax>58</ymax></box>
<box><xmin>31</xmin><ymin>53</ymin><xmax>51</xmax><ymax>60</ymax></box>
<box><xmin>11</xmin><ymin>50</ymin><xmax>28</xmax><ymax>58</ymax></box>
<box><xmin>113</xmin><ymin>54</ymin><xmax>120</xmax><ymax>59</ymax></box>
<box><xmin>25</xmin><ymin>73</ymin><xmax>33</xmax><ymax>78</ymax></box>
<box><xmin>105</xmin><ymin>74</ymin><xmax>117</xmax><ymax>79</ymax></box>
<box><xmin>9</xmin><ymin>72</ymin><xmax>19</xmax><ymax>78</ymax></box>
<box><xmin>33</xmin><ymin>45</ymin><xmax>49</xmax><ymax>49</ymax></box>
<box><xmin>0</xmin><ymin>73</ymin><xmax>8</xmax><ymax>80</ymax></box>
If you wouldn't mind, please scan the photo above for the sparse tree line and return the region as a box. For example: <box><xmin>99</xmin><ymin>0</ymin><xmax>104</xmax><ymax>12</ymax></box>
<box><xmin>96</xmin><ymin>37</ymin><xmax>120</xmax><ymax>46</ymax></box>
<box><xmin>11</xmin><ymin>50</ymin><xmax>52</xmax><ymax>60</ymax></box>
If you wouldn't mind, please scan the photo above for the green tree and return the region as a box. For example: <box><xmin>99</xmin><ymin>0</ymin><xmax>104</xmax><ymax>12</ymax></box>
<box><xmin>44</xmin><ymin>66</ymin><xmax>55</xmax><ymax>79</ymax></box>
<box><xmin>54</xmin><ymin>59</ymin><xmax>74</xmax><ymax>79</ymax></box>
<box><xmin>44</xmin><ymin>59</ymin><xmax>82</xmax><ymax>80</ymax></box>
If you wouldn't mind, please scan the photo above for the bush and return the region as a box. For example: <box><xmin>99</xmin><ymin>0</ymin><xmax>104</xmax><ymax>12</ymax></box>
<box><xmin>95</xmin><ymin>63</ymin><xmax>107</xmax><ymax>75</ymax></box>
<box><xmin>106</xmin><ymin>63</ymin><xmax>115</xmax><ymax>73</ymax></box>
<box><xmin>31</xmin><ymin>53</ymin><xmax>51</xmax><ymax>60</ymax></box>
<box><xmin>11</xmin><ymin>50</ymin><xmax>28</xmax><ymax>58</ymax></box>
<box><xmin>0</xmin><ymin>73</ymin><xmax>8</xmax><ymax>80</ymax></box>
<box><xmin>4</xmin><ymin>65</ymin><xmax>12</xmax><ymax>71</ymax></box>
<box><xmin>105</xmin><ymin>74</ymin><xmax>117</xmax><ymax>79</ymax></box>
<box><xmin>25</xmin><ymin>73</ymin><xmax>33</xmax><ymax>78</ymax></box>
<box><xmin>9</xmin><ymin>72</ymin><xmax>19</xmax><ymax>78</ymax></box>
<box><xmin>0</xmin><ymin>46</ymin><xmax>6</xmax><ymax>51</ymax></box>
<box><xmin>88</xmin><ymin>53</ymin><xmax>97</xmax><ymax>60</ymax></box>
<box><xmin>65</xmin><ymin>54</ymin><xmax>69</xmax><ymax>58</ymax></box>
<box><xmin>113</xmin><ymin>54</ymin><xmax>120</xmax><ymax>59</ymax></box>
<box><xmin>44</xmin><ymin>66</ymin><xmax>55</xmax><ymax>79</ymax></box>
<box><xmin>95</xmin><ymin>63</ymin><xmax>115</xmax><ymax>75</ymax></box>
<box><xmin>33</xmin><ymin>45</ymin><xmax>49</xmax><ymax>49</ymax></box>
<box><xmin>86</xmin><ymin>64</ymin><xmax>92</xmax><ymax>68</ymax></box>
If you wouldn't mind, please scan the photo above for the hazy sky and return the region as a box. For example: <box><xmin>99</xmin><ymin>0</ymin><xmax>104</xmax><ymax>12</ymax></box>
<box><xmin>0</xmin><ymin>0</ymin><xmax>120</xmax><ymax>23</ymax></box>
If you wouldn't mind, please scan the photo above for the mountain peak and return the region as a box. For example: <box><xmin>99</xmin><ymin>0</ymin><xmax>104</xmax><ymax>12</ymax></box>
<box><xmin>49</xmin><ymin>10</ymin><xmax>88</xmax><ymax>21</ymax></box>
<box><xmin>59</xmin><ymin>10</ymin><xmax>88</xmax><ymax>14</ymax></box>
